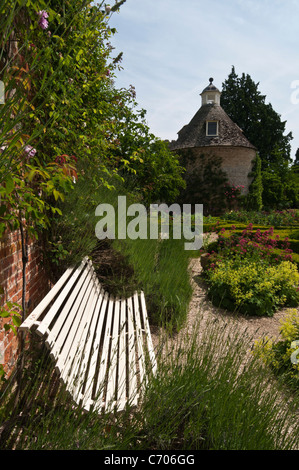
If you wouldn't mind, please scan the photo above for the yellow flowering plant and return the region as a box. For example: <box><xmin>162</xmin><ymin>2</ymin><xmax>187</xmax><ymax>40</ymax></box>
<box><xmin>253</xmin><ymin>309</ymin><xmax>299</xmax><ymax>391</ymax></box>
<box><xmin>206</xmin><ymin>259</ymin><xmax>299</xmax><ymax>316</ymax></box>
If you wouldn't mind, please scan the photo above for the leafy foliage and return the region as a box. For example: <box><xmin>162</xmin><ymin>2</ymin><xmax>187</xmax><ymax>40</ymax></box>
<box><xmin>177</xmin><ymin>151</ymin><xmax>228</xmax><ymax>215</ymax></box>
<box><xmin>201</xmin><ymin>223</ymin><xmax>299</xmax><ymax>316</ymax></box>
<box><xmin>254</xmin><ymin>309</ymin><xmax>299</xmax><ymax>392</ymax></box>
<box><xmin>246</xmin><ymin>153</ymin><xmax>263</xmax><ymax>211</ymax></box>
<box><xmin>221</xmin><ymin>67</ymin><xmax>298</xmax><ymax>210</ymax></box>
<box><xmin>206</xmin><ymin>259</ymin><xmax>299</xmax><ymax>316</ymax></box>
<box><xmin>221</xmin><ymin>66</ymin><xmax>293</xmax><ymax>169</ymax></box>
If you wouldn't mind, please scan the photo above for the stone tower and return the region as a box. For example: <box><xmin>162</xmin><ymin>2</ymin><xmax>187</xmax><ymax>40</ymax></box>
<box><xmin>169</xmin><ymin>78</ymin><xmax>257</xmax><ymax>196</ymax></box>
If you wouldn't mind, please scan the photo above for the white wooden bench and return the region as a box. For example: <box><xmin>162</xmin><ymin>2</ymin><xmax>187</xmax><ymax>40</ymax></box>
<box><xmin>19</xmin><ymin>257</ymin><xmax>157</xmax><ymax>414</ymax></box>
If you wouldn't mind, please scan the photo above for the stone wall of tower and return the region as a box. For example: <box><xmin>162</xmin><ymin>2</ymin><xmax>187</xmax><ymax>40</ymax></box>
<box><xmin>182</xmin><ymin>145</ymin><xmax>256</xmax><ymax>195</ymax></box>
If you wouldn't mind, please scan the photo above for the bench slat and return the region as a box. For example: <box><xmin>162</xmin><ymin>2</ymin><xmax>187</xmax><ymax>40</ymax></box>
<box><xmin>81</xmin><ymin>292</ymin><xmax>109</xmax><ymax>411</ymax></box>
<box><xmin>66</xmin><ymin>284</ymin><xmax>104</xmax><ymax>401</ymax></box>
<box><xmin>59</xmin><ymin>272</ymin><xmax>101</xmax><ymax>385</ymax></box>
<box><xmin>105</xmin><ymin>299</ymin><xmax>120</xmax><ymax>411</ymax></box>
<box><xmin>140</xmin><ymin>291</ymin><xmax>157</xmax><ymax>375</ymax></box>
<box><xmin>45</xmin><ymin>264</ymin><xmax>91</xmax><ymax>350</ymax></box>
<box><xmin>48</xmin><ymin>264</ymin><xmax>93</xmax><ymax>360</ymax></box>
<box><xmin>65</xmin><ymin>283</ymin><xmax>103</xmax><ymax>399</ymax></box>
<box><xmin>92</xmin><ymin>296</ymin><xmax>115</xmax><ymax>412</ymax></box>
<box><xmin>55</xmin><ymin>268</ymin><xmax>96</xmax><ymax>376</ymax></box>
<box><xmin>133</xmin><ymin>292</ymin><xmax>146</xmax><ymax>387</ymax></box>
<box><xmin>127</xmin><ymin>296</ymin><xmax>138</xmax><ymax>406</ymax></box>
<box><xmin>36</xmin><ymin>259</ymin><xmax>91</xmax><ymax>338</ymax></box>
<box><xmin>19</xmin><ymin>264</ymin><xmax>77</xmax><ymax>332</ymax></box>
<box><xmin>116</xmin><ymin>298</ymin><xmax>128</xmax><ymax>408</ymax></box>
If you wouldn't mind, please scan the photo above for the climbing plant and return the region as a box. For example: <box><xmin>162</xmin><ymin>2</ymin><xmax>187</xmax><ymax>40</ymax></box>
<box><xmin>177</xmin><ymin>150</ymin><xmax>228</xmax><ymax>215</ymax></box>
<box><xmin>0</xmin><ymin>0</ymin><xmax>185</xmax><ymax>330</ymax></box>
<box><xmin>245</xmin><ymin>153</ymin><xmax>263</xmax><ymax>211</ymax></box>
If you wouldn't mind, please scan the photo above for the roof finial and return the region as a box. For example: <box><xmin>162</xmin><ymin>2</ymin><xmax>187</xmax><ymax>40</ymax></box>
<box><xmin>209</xmin><ymin>77</ymin><xmax>214</xmax><ymax>84</ymax></box>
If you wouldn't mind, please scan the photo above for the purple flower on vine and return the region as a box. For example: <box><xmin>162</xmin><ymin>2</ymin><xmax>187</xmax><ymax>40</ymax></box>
<box><xmin>24</xmin><ymin>145</ymin><xmax>37</xmax><ymax>157</ymax></box>
<box><xmin>37</xmin><ymin>10</ymin><xmax>49</xmax><ymax>30</ymax></box>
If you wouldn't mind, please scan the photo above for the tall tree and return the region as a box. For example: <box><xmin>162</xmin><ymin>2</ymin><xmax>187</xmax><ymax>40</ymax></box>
<box><xmin>221</xmin><ymin>66</ymin><xmax>293</xmax><ymax>170</ymax></box>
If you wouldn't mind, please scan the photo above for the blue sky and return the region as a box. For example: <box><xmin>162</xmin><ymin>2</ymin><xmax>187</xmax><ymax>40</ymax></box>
<box><xmin>106</xmin><ymin>0</ymin><xmax>299</xmax><ymax>159</ymax></box>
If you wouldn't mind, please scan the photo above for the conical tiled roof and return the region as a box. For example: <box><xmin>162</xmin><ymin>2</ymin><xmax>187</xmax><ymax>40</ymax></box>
<box><xmin>169</xmin><ymin>80</ymin><xmax>256</xmax><ymax>151</ymax></box>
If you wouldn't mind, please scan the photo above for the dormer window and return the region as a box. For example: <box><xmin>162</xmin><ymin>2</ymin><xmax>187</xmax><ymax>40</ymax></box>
<box><xmin>206</xmin><ymin>121</ymin><xmax>218</xmax><ymax>136</ymax></box>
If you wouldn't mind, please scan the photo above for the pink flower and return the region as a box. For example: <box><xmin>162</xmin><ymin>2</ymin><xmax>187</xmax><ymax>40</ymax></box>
<box><xmin>37</xmin><ymin>10</ymin><xmax>49</xmax><ymax>30</ymax></box>
<box><xmin>24</xmin><ymin>145</ymin><xmax>36</xmax><ymax>157</ymax></box>
<box><xmin>38</xmin><ymin>10</ymin><xmax>49</xmax><ymax>18</ymax></box>
<box><xmin>39</xmin><ymin>18</ymin><xmax>48</xmax><ymax>29</ymax></box>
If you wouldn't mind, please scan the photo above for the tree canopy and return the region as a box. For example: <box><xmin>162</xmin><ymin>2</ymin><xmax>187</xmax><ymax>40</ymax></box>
<box><xmin>221</xmin><ymin>66</ymin><xmax>298</xmax><ymax>210</ymax></box>
<box><xmin>221</xmin><ymin>66</ymin><xmax>293</xmax><ymax>170</ymax></box>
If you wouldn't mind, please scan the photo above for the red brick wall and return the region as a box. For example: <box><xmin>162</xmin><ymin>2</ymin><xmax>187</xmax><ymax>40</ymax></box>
<box><xmin>0</xmin><ymin>229</ymin><xmax>51</xmax><ymax>376</ymax></box>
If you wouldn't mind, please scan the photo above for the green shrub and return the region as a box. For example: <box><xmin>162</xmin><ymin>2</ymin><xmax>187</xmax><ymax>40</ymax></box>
<box><xmin>254</xmin><ymin>309</ymin><xmax>299</xmax><ymax>392</ymax></box>
<box><xmin>206</xmin><ymin>259</ymin><xmax>299</xmax><ymax>316</ymax></box>
<box><xmin>177</xmin><ymin>151</ymin><xmax>228</xmax><ymax>216</ymax></box>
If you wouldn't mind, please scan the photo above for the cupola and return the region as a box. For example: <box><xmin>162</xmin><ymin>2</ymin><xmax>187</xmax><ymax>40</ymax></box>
<box><xmin>200</xmin><ymin>77</ymin><xmax>221</xmax><ymax>106</ymax></box>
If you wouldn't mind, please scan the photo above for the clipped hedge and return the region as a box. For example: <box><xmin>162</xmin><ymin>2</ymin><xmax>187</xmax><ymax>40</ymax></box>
<box><xmin>203</xmin><ymin>220</ymin><xmax>299</xmax><ymax>255</ymax></box>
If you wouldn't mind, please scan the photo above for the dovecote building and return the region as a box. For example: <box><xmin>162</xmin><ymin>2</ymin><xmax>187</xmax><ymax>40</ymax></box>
<box><xmin>169</xmin><ymin>78</ymin><xmax>257</xmax><ymax>195</ymax></box>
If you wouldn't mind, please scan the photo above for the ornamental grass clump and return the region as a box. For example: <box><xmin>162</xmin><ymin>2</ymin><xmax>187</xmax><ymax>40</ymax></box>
<box><xmin>2</xmin><ymin>317</ymin><xmax>299</xmax><ymax>450</ymax></box>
